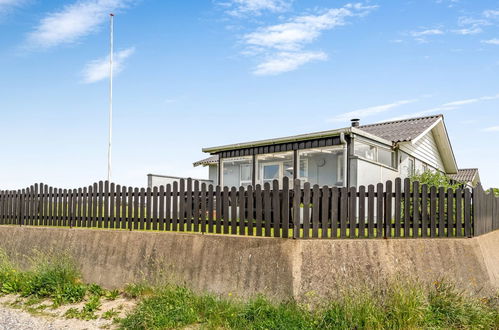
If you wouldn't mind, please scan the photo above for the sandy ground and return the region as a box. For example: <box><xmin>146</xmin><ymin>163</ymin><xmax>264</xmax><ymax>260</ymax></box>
<box><xmin>0</xmin><ymin>295</ymin><xmax>136</xmax><ymax>330</ymax></box>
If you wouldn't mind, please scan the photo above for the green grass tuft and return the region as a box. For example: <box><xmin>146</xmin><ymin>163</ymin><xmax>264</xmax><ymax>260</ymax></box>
<box><xmin>119</xmin><ymin>282</ymin><xmax>499</xmax><ymax>330</ymax></box>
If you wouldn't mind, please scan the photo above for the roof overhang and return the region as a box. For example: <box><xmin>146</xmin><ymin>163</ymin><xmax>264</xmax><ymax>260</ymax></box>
<box><xmin>202</xmin><ymin>127</ymin><xmax>393</xmax><ymax>154</ymax></box>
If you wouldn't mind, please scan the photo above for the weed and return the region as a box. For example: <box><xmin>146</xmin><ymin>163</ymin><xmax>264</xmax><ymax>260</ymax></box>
<box><xmin>105</xmin><ymin>289</ymin><xmax>120</xmax><ymax>300</ymax></box>
<box><xmin>123</xmin><ymin>283</ymin><xmax>153</xmax><ymax>299</ymax></box>
<box><xmin>87</xmin><ymin>283</ymin><xmax>105</xmax><ymax>297</ymax></box>
<box><xmin>102</xmin><ymin>308</ymin><xmax>120</xmax><ymax>320</ymax></box>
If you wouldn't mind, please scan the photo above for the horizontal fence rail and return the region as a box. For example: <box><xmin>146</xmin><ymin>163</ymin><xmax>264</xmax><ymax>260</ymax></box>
<box><xmin>0</xmin><ymin>178</ymin><xmax>497</xmax><ymax>239</ymax></box>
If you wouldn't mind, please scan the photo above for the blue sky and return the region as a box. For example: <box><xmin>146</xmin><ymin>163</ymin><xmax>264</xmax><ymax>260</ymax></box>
<box><xmin>0</xmin><ymin>0</ymin><xmax>498</xmax><ymax>189</ymax></box>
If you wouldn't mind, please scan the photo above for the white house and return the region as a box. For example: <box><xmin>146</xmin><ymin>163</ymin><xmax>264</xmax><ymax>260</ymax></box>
<box><xmin>193</xmin><ymin>115</ymin><xmax>478</xmax><ymax>188</ymax></box>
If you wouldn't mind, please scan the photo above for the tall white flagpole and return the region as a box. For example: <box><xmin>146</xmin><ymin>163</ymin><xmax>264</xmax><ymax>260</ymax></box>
<box><xmin>108</xmin><ymin>13</ymin><xmax>114</xmax><ymax>182</ymax></box>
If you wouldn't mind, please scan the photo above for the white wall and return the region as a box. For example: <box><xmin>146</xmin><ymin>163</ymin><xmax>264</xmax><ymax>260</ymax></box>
<box><xmin>399</xmin><ymin>130</ymin><xmax>445</xmax><ymax>172</ymax></box>
<box><xmin>351</xmin><ymin>158</ymin><xmax>399</xmax><ymax>187</ymax></box>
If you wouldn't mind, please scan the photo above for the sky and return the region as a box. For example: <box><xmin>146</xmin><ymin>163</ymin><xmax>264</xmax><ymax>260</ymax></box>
<box><xmin>0</xmin><ymin>0</ymin><xmax>498</xmax><ymax>189</ymax></box>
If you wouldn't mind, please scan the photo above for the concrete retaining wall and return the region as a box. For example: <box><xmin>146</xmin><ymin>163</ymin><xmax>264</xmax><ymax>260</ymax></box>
<box><xmin>0</xmin><ymin>226</ymin><xmax>497</xmax><ymax>300</ymax></box>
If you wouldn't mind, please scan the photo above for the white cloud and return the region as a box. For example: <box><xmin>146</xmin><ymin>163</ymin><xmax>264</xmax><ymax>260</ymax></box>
<box><xmin>253</xmin><ymin>51</ymin><xmax>327</xmax><ymax>75</ymax></box>
<box><xmin>482</xmin><ymin>38</ymin><xmax>499</xmax><ymax>45</ymax></box>
<box><xmin>244</xmin><ymin>3</ymin><xmax>376</xmax><ymax>75</ymax></box>
<box><xmin>222</xmin><ymin>0</ymin><xmax>291</xmax><ymax>17</ymax></box>
<box><xmin>0</xmin><ymin>0</ymin><xmax>24</xmax><ymax>14</ymax></box>
<box><xmin>483</xmin><ymin>10</ymin><xmax>499</xmax><ymax>19</ymax></box>
<box><xmin>484</xmin><ymin>126</ymin><xmax>499</xmax><ymax>132</ymax></box>
<box><xmin>245</xmin><ymin>4</ymin><xmax>376</xmax><ymax>51</ymax></box>
<box><xmin>27</xmin><ymin>0</ymin><xmax>133</xmax><ymax>49</ymax></box>
<box><xmin>328</xmin><ymin>99</ymin><xmax>418</xmax><ymax>123</ymax></box>
<box><xmin>453</xmin><ymin>27</ymin><xmax>482</xmax><ymax>35</ymax></box>
<box><xmin>388</xmin><ymin>94</ymin><xmax>499</xmax><ymax>120</ymax></box>
<box><xmin>81</xmin><ymin>47</ymin><xmax>134</xmax><ymax>83</ymax></box>
<box><xmin>410</xmin><ymin>29</ymin><xmax>444</xmax><ymax>37</ymax></box>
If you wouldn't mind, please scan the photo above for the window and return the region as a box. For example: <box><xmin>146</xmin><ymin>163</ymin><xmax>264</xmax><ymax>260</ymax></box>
<box><xmin>355</xmin><ymin>141</ymin><xmax>396</xmax><ymax>168</ymax></box>
<box><xmin>221</xmin><ymin>156</ymin><xmax>252</xmax><ymax>187</ymax></box>
<box><xmin>298</xmin><ymin>146</ymin><xmax>345</xmax><ymax>186</ymax></box>
<box><xmin>354</xmin><ymin>143</ymin><xmax>377</xmax><ymax>160</ymax></box>
<box><xmin>256</xmin><ymin>152</ymin><xmax>293</xmax><ymax>186</ymax></box>
<box><xmin>240</xmin><ymin>164</ymin><xmax>252</xmax><ymax>186</ymax></box>
<box><xmin>408</xmin><ymin>158</ymin><xmax>415</xmax><ymax>177</ymax></box>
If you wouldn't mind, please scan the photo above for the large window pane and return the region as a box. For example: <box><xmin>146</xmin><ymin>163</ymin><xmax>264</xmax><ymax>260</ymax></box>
<box><xmin>354</xmin><ymin>142</ymin><xmax>377</xmax><ymax>161</ymax></box>
<box><xmin>222</xmin><ymin>156</ymin><xmax>252</xmax><ymax>187</ymax></box>
<box><xmin>378</xmin><ymin>148</ymin><xmax>395</xmax><ymax>167</ymax></box>
<box><xmin>256</xmin><ymin>152</ymin><xmax>293</xmax><ymax>186</ymax></box>
<box><xmin>298</xmin><ymin>147</ymin><xmax>344</xmax><ymax>186</ymax></box>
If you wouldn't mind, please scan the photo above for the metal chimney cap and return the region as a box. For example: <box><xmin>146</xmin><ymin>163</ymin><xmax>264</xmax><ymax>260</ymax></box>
<box><xmin>351</xmin><ymin>118</ymin><xmax>360</xmax><ymax>127</ymax></box>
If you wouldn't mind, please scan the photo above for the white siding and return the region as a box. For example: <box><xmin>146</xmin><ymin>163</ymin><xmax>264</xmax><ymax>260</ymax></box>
<box><xmin>399</xmin><ymin>130</ymin><xmax>445</xmax><ymax>171</ymax></box>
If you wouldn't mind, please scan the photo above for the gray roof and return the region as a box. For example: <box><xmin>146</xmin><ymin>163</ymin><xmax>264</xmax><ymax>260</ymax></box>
<box><xmin>193</xmin><ymin>155</ymin><xmax>219</xmax><ymax>167</ymax></box>
<box><xmin>358</xmin><ymin>115</ymin><xmax>442</xmax><ymax>143</ymax></box>
<box><xmin>195</xmin><ymin>114</ymin><xmax>446</xmax><ymax>166</ymax></box>
<box><xmin>449</xmin><ymin>168</ymin><xmax>479</xmax><ymax>183</ymax></box>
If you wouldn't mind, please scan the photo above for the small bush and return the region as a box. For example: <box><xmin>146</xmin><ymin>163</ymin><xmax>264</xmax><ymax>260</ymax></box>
<box><xmin>0</xmin><ymin>250</ymin><xmax>86</xmax><ymax>306</ymax></box>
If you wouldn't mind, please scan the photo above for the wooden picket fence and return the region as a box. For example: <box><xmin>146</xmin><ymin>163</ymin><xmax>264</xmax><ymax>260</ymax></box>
<box><xmin>0</xmin><ymin>177</ymin><xmax>497</xmax><ymax>239</ymax></box>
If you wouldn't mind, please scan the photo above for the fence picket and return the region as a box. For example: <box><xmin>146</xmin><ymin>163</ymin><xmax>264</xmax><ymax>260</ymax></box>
<box><xmin>292</xmin><ymin>180</ymin><xmax>300</xmax><ymax>238</ymax></box>
<box><xmin>303</xmin><ymin>183</ymin><xmax>311</xmax><ymax>239</ymax></box>
<box><xmin>172</xmin><ymin>182</ymin><xmax>178</xmax><ymax>231</ymax></box>
<box><xmin>403</xmin><ymin>178</ymin><xmax>410</xmax><ymax>237</ymax></box>
<box><xmin>358</xmin><ymin>186</ymin><xmax>366</xmax><ymax>238</ymax></box>
<box><xmin>238</xmin><ymin>186</ymin><xmax>245</xmax><ymax>236</ymax></box>
<box><xmin>207</xmin><ymin>185</ymin><xmax>214</xmax><ymax>233</ymax></box>
<box><xmin>447</xmin><ymin>188</ymin><xmax>454</xmax><ymax>237</ymax></box>
<box><xmin>256</xmin><ymin>184</ymin><xmax>263</xmax><ymax>237</ymax></box>
<box><xmin>412</xmin><ymin>181</ymin><xmax>419</xmax><ymax>238</ymax></box>
<box><xmin>367</xmin><ymin>185</ymin><xmax>374</xmax><ymax>238</ymax></box>
<box><xmin>186</xmin><ymin>178</ymin><xmax>192</xmax><ymax>232</ymax></box>
<box><xmin>421</xmin><ymin>184</ymin><xmax>428</xmax><ymax>238</ymax></box>
<box><xmin>178</xmin><ymin>180</ymin><xmax>185</xmax><ymax>232</ymax></box>
<box><xmin>192</xmin><ymin>182</ymin><xmax>199</xmax><ymax>233</ymax></box>
<box><xmin>349</xmin><ymin>187</ymin><xmax>357</xmax><ymax>239</ymax></box>
<box><xmin>247</xmin><ymin>185</ymin><xmax>254</xmax><ymax>236</ymax></box>
<box><xmin>200</xmin><ymin>183</ymin><xmax>206</xmax><ymax>233</ymax></box>
<box><xmin>438</xmin><ymin>187</ymin><xmax>445</xmax><ymax>237</ymax></box>
<box><xmin>216</xmin><ymin>185</ymin><xmax>222</xmax><ymax>234</ymax></box>
<box><xmin>230</xmin><ymin>186</ymin><xmax>237</xmax><ymax>235</ymax></box>
<box><xmin>331</xmin><ymin>187</ymin><xmax>339</xmax><ymax>239</ymax></box>
<box><xmin>272</xmin><ymin>180</ymin><xmax>281</xmax><ymax>237</ymax></box>
<box><xmin>222</xmin><ymin>186</ymin><xmax>229</xmax><ymax>234</ymax></box>
<box><xmin>394</xmin><ymin>178</ymin><xmax>402</xmax><ymax>237</ymax></box>
<box><xmin>312</xmin><ymin>184</ymin><xmax>320</xmax><ymax>238</ymax></box>
<box><xmin>376</xmin><ymin>183</ymin><xmax>383</xmax><ymax>238</ymax></box>
<box><xmin>281</xmin><ymin>178</ymin><xmax>289</xmax><ymax>238</ymax></box>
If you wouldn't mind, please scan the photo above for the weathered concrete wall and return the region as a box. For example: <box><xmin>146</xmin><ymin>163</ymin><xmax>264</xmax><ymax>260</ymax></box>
<box><xmin>0</xmin><ymin>226</ymin><xmax>497</xmax><ymax>300</ymax></box>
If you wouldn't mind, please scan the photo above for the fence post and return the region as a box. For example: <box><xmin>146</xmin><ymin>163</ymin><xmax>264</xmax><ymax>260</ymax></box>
<box><xmin>473</xmin><ymin>185</ymin><xmax>483</xmax><ymax>236</ymax></box>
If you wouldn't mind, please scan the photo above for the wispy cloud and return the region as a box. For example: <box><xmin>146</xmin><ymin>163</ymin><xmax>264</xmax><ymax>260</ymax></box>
<box><xmin>221</xmin><ymin>0</ymin><xmax>291</xmax><ymax>17</ymax></box>
<box><xmin>483</xmin><ymin>9</ymin><xmax>499</xmax><ymax>18</ymax></box>
<box><xmin>484</xmin><ymin>126</ymin><xmax>499</xmax><ymax>132</ymax></box>
<box><xmin>408</xmin><ymin>28</ymin><xmax>444</xmax><ymax>43</ymax></box>
<box><xmin>0</xmin><ymin>0</ymin><xmax>25</xmax><ymax>15</ymax></box>
<box><xmin>328</xmin><ymin>99</ymin><xmax>418</xmax><ymax>123</ymax></box>
<box><xmin>253</xmin><ymin>51</ymin><xmax>327</xmax><ymax>75</ymax></box>
<box><xmin>81</xmin><ymin>47</ymin><xmax>135</xmax><ymax>83</ymax></box>
<box><xmin>482</xmin><ymin>38</ymin><xmax>499</xmax><ymax>45</ymax></box>
<box><xmin>26</xmin><ymin>0</ymin><xmax>133</xmax><ymax>49</ymax></box>
<box><xmin>244</xmin><ymin>3</ymin><xmax>377</xmax><ymax>75</ymax></box>
<box><xmin>410</xmin><ymin>29</ymin><xmax>444</xmax><ymax>37</ymax></box>
<box><xmin>388</xmin><ymin>94</ymin><xmax>499</xmax><ymax>120</ymax></box>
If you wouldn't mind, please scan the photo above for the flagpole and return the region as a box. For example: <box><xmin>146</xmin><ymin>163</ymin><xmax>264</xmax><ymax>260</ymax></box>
<box><xmin>108</xmin><ymin>13</ymin><xmax>114</xmax><ymax>182</ymax></box>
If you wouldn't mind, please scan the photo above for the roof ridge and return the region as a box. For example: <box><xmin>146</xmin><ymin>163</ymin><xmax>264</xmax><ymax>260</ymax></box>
<box><xmin>359</xmin><ymin>114</ymin><xmax>443</xmax><ymax>128</ymax></box>
<box><xmin>458</xmin><ymin>168</ymin><xmax>478</xmax><ymax>171</ymax></box>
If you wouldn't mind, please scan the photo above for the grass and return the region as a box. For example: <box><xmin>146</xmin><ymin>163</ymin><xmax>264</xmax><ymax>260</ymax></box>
<box><xmin>119</xmin><ymin>282</ymin><xmax>499</xmax><ymax>330</ymax></box>
<box><xmin>0</xmin><ymin>250</ymin><xmax>120</xmax><ymax>308</ymax></box>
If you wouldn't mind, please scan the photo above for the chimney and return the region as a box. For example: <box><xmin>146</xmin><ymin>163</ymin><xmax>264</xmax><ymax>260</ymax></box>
<box><xmin>351</xmin><ymin>118</ymin><xmax>360</xmax><ymax>127</ymax></box>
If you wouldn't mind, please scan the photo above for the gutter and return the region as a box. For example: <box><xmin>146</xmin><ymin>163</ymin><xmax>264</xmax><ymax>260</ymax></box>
<box><xmin>340</xmin><ymin>132</ymin><xmax>348</xmax><ymax>188</ymax></box>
